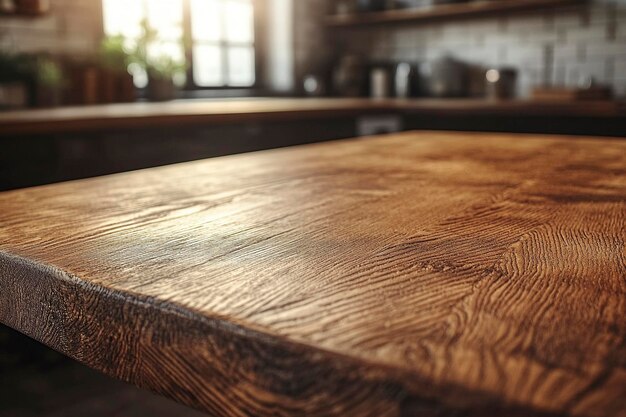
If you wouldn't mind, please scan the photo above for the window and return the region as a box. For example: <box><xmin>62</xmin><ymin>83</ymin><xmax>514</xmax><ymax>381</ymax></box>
<box><xmin>190</xmin><ymin>0</ymin><xmax>255</xmax><ymax>87</ymax></box>
<box><xmin>102</xmin><ymin>0</ymin><xmax>256</xmax><ymax>88</ymax></box>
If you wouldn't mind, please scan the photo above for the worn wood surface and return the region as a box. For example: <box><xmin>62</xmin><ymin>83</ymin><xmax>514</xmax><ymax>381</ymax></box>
<box><xmin>0</xmin><ymin>131</ymin><xmax>624</xmax><ymax>417</ymax></box>
<box><xmin>0</xmin><ymin>98</ymin><xmax>623</xmax><ymax>136</ymax></box>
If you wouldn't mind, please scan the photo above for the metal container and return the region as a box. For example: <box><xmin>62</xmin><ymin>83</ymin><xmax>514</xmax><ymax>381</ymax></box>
<box><xmin>420</xmin><ymin>55</ymin><xmax>468</xmax><ymax>98</ymax></box>
<box><xmin>303</xmin><ymin>75</ymin><xmax>327</xmax><ymax>97</ymax></box>
<box><xmin>357</xmin><ymin>0</ymin><xmax>387</xmax><ymax>12</ymax></box>
<box><xmin>485</xmin><ymin>68</ymin><xmax>517</xmax><ymax>100</ymax></box>
<box><xmin>370</xmin><ymin>67</ymin><xmax>392</xmax><ymax>98</ymax></box>
<box><xmin>395</xmin><ymin>62</ymin><xmax>416</xmax><ymax>98</ymax></box>
<box><xmin>333</xmin><ymin>55</ymin><xmax>366</xmax><ymax>97</ymax></box>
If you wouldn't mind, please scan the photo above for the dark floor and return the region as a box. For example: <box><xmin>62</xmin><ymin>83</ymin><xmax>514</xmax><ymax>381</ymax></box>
<box><xmin>0</xmin><ymin>325</ymin><xmax>209</xmax><ymax>417</ymax></box>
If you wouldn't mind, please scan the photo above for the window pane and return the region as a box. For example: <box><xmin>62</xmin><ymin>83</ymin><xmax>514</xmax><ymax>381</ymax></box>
<box><xmin>146</xmin><ymin>0</ymin><xmax>184</xmax><ymax>41</ymax></box>
<box><xmin>103</xmin><ymin>0</ymin><xmax>143</xmax><ymax>39</ymax></box>
<box><xmin>227</xmin><ymin>46</ymin><xmax>255</xmax><ymax>86</ymax></box>
<box><xmin>191</xmin><ymin>0</ymin><xmax>221</xmax><ymax>42</ymax></box>
<box><xmin>103</xmin><ymin>0</ymin><xmax>258</xmax><ymax>89</ymax></box>
<box><xmin>224</xmin><ymin>0</ymin><xmax>254</xmax><ymax>43</ymax></box>
<box><xmin>147</xmin><ymin>42</ymin><xmax>185</xmax><ymax>63</ymax></box>
<box><xmin>193</xmin><ymin>45</ymin><xmax>224</xmax><ymax>86</ymax></box>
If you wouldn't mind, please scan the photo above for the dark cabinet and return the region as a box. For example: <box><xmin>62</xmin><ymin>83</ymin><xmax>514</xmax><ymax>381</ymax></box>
<box><xmin>0</xmin><ymin>118</ymin><xmax>357</xmax><ymax>192</ymax></box>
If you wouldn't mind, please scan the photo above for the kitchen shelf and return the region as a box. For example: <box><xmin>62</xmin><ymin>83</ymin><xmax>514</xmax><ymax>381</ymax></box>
<box><xmin>325</xmin><ymin>0</ymin><xmax>585</xmax><ymax>27</ymax></box>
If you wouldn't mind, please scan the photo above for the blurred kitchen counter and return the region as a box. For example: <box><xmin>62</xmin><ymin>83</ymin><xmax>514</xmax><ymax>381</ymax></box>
<box><xmin>1</xmin><ymin>97</ymin><xmax>625</xmax><ymax>136</ymax></box>
<box><xmin>2</xmin><ymin>97</ymin><xmax>624</xmax><ymax>192</ymax></box>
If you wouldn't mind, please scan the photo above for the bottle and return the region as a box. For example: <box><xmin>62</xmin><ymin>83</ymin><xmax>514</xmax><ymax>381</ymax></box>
<box><xmin>395</xmin><ymin>62</ymin><xmax>414</xmax><ymax>98</ymax></box>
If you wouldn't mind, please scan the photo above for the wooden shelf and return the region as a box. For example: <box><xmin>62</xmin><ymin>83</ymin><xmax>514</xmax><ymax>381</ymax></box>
<box><xmin>326</xmin><ymin>0</ymin><xmax>585</xmax><ymax>27</ymax></box>
<box><xmin>0</xmin><ymin>11</ymin><xmax>48</xmax><ymax>17</ymax></box>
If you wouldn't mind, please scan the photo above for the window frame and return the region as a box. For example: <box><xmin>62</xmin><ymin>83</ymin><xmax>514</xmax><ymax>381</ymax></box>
<box><xmin>101</xmin><ymin>0</ymin><xmax>263</xmax><ymax>91</ymax></box>
<box><xmin>183</xmin><ymin>0</ymin><xmax>261</xmax><ymax>90</ymax></box>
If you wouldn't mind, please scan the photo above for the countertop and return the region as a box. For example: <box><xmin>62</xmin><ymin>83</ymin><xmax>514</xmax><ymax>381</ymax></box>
<box><xmin>0</xmin><ymin>98</ymin><xmax>624</xmax><ymax>136</ymax></box>
<box><xmin>0</xmin><ymin>131</ymin><xmax>624</xmax><ymax>417</ymax></box>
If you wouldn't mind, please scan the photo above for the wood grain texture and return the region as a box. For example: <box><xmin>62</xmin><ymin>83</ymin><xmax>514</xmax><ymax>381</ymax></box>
<box><xmin>0</xmin><ymin>131</ymin><xmax>625</xmax><ymax>417</ymax></box>
<box><xmin>1</xmin><ymin>325</ymin><xmax>208</xmax><ymax>417</ymax></box>
<box><xmin>0</xmin><ymin>98</ymin><xmax>623</xmax><ymax>136</ymax></box>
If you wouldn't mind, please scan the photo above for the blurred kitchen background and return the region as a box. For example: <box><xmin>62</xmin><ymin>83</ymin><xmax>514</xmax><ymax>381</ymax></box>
<box><xmin>0</xmin><ymin>0</ymin><xmax>625</xmax><ymax>105</ymax></box>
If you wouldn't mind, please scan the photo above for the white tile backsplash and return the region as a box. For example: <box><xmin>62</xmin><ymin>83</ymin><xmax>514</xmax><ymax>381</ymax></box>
<box><xmin>296</xmin><ymin>0</ymin><xmax>626</xmax><ymax>98</ymax></box>
<box><xmin>0</xmin><ymin>0</ymin><xmax>102</xmax><ymax>56</ymax></box>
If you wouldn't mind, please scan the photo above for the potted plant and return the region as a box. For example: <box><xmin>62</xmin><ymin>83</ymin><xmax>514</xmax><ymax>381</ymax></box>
<box><xmin>99</xmin><ymin>35</ymin><xmax>135</xmax><ymax>103</ymax></box>
<box><xmin>131</xmin><ymin>19</ymin><xmax>187</xmax><ymax>101</ymax></box>
<box><xmin>15</xmin><ymin>0</ymin><xmax>50</xmax><ymax>15</ymax></box>
<box><xmin>144</xmin><ymin>54</ymin><xmax>186</xmax><ymax>101</ymax></box>
<box><xmin>0</xmin><ymin>52</ymin><xmax>66</xmax><ymax>108</ymax></box>
<box><xmin>0</xmin><ymin>51</ymin><xmax>34</xmax><ymax>108</ymax></box>
<box><xmin>33</xmin><ymin>56</ymin><xmax>63</xmax><ymax>107</ymax></box>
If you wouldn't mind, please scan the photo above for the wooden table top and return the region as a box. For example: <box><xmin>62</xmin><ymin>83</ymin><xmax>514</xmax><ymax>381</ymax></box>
<box><xmin>0</xmin><ymin>98</ymin><xmax>623</xmax><ymax>136</ymax></box>
<box><xmin>0</xmin><ymin>131</ymin><xmax>624</xmax><ymax>417</ymax></box>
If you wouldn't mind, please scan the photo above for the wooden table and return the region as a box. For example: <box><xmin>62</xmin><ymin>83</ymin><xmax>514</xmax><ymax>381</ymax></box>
<box><xmin>0</xmin><ymin>131</ymin><xmax>624</xmax><ymax>417</ymax></box>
